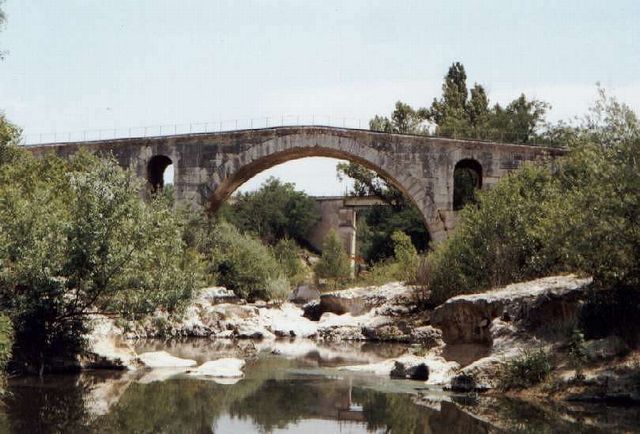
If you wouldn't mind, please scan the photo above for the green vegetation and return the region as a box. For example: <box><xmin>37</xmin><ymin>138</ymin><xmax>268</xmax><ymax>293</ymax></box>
<box><xmin>314</xmin><ymin>230</ymin><xmax>352</xmax><ymax>289</ymax></box>
<box><xmin>219</xmin><ymin>177</ymin><xmax>320</xmax><ymax>245</ymax></box>
<box><xmin>0</xmin><ymin>315</ymin><xmax>12</xmax><ymax>390</ymax></box>
<box><xmin>359</xmin><ymin>230</ymin><xmax>421</xmax><ymax>286</ymax></box>
<box><xmin>206</xmin><ymin>220</ymin><xmax>290</xmax><ymax>301</ymax></box>
<box><xmin>0</xmin><ymin>147</ymin><xmax>201</xmax><ymax>373</ymax></box>
<box><xmin>423</xmin><ymin>88</ymin><xmax>640</xmax><ymax>305</ymax></box>
<box><xmin>499</xmin><ymin>348</ymin><xmax>552</xmax><ymax>390</ymax></box>
<box><xmin>355</xmin><ymin>205</ymin><xmax>429</xmax><ymax>264</ymax></box>
<box><xmin>272</xmin><ymin>238</ymin><xmax>307</xmax><ymax>287</ymax></box>
<box><xmin>567</xmin><ymin>328</ymin><xmax>587</xmax><ymax>380</ymax></box>
<box><xmin>339</xmin><ymin>62</ymin><xmax>550</xmax><ymax>266</ymax></box>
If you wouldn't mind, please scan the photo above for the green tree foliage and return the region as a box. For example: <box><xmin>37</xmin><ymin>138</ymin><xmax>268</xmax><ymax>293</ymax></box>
<box><xmin>208</xmin><ymin>220</ymin><xmax>289</xmax><ymax>300</ymax></box>
<box><xmin>426</xmin><ymin>62</ymin><xmax>550</xmax><ymax>143</ymax></box>
<box><xmin>0</xmin><ymin>315</ymin><xmax>12</xmax><ymax>382</ymax></box>
<box><xmin>424</xmin><ymin>88</ymin><xmax>640</xmax><ymax>305</ymax></box>
<box><xmin>356</xmin><ymin>205</ymin><xmax>429</xmax><ymax>263</ymax></box>
<box><xmin>0</xmin><ymin>149</ymin><xmax>200</xmax><ymax>373</ymax></box>
<box><xmin>339</xmin><ymin>62</ymin><xmax>549</xmax><ymax>264</ymax></box>
<box><xmin>314</xmin><ymin>230</ymin><xmax>351</xmax><ymax>286</ymax></box>
<box><xmin>0</xmin><ymin>113</ymin><xmax>21</xmax><ymax>164</ymax></box>
<box><xmin>271</xmin><ymin>238</ymin><xmax>306</xmax><ymax>287</ymax></box>
<box><xmin>427</xmin><ymin>165</ymin><xmax>557</xmax><ymax>304</ymax></box>
<box><xmin>219</xmin><ymin>177</ymin><xmax>320</xmax><ymax>245</ymax></box>
<box><xmin>369</xmin><ymin>101</ymin><xmax>426</xmax><ymax>135</ymax></box>
<box><xmin>391</xmin><ymin>231</ymin><xmax>417</xmax><ymax>266</ymax></box>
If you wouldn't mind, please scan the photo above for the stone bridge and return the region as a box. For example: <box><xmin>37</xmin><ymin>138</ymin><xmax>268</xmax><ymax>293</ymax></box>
<box><xmin>25</xmin><ymin>126</ymin><xmax>564</xmax><ymax>242</ymax></box>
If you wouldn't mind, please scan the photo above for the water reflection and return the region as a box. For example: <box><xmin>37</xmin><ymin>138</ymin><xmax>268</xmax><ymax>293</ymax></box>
<box><xmin>2</xmin><ymin>340</ymin><xmax>639</xmax><ymax>433</ymax></box>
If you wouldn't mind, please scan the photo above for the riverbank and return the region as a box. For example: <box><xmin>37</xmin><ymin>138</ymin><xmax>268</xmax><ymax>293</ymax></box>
<box><xmin>81</xmin><ymin>274</ymin><xmax>640</xmax><ymax>405</ymax></box>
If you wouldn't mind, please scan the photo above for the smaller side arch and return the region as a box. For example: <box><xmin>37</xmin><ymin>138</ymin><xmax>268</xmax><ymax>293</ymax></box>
<box><xmin>453</xmin><ymin>158</ymin><xmax>482</xmax><ymax>211</ymax></box>
<box><xmin>147</xmin><ymin>155</ymin><xmax>173</xmax><ymax>193</ymax></box>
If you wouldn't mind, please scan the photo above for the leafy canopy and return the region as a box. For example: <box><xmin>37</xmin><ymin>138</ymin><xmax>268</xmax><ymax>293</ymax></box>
<box><xmin>0</xmin><ymin>148</ymin><xmax>200</xmax><ymax>371</ymax></box>
<box><xmin>219</xmin><ymin>177</ymin><xmax>320</xmax><ymax>245</ymax></box>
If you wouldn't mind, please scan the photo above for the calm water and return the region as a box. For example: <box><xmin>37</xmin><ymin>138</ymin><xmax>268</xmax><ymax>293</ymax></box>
<box><xmin>1</xmin><ymin>339</ymin><xmax>639</xmax><ymax>433</ymax></box>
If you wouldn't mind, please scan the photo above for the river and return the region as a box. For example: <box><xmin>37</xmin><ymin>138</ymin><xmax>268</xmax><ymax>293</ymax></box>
<box><xmin>1</xmin><ymin>339</ymin><xmax>639</xmax><ymax>433</ymax></box>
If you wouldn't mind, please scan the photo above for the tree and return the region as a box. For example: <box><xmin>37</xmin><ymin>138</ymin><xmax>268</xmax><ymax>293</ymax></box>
<box><xmin>314</xmin><ymin>230</ymin><xmax>352</xmax><ymax>286</ymax></box>
<box><xmin>423</xmin><ymin>87</ymin><xmax>640</xmax><ymax>305</ymax></box>
<box><xmin>220</xmin><ymin>177</ymin><xmax>320</xmax><ymax>245</ymax></box>
<box><xmin>369</xmin><ymin>101</ymin><xmax>426</xmax><ymax>135</ymax></box>
<box><xmin>0</xmin><ymin>150</ymin><xmax>200</xmax><ymax>373</ymax></box>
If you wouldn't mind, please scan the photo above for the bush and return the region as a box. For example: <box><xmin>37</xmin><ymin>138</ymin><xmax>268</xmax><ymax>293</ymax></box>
<box><xmin>264</xmin><ymin>276</ymin><xmax>291</xmax><ymax>303</ymax></box>
<box><xmin>422</xmin><ymin>89</ymin><xmax>640</xmax><ymax>306</ymax></box>
<box><xmin>209</xmin><ymin>220</ymin><xmax>285</xmax><ymax>300</ymax></box>
<box><xmin>356</xmin><ymin>205</ymin><xmax>429</xmax><ymax>264</ymax></box>
<box><xmin>314</xmin><ymin>230</ymin><xmax>352</xmax><ymax>288</ymax></box>
<box><xmin>426</xmin><ymin>164</ymin><xmax>559</xmax><ymax>305</ymax></box>
<box><xmin>499</xmin><ymin>348</ymin><xmax>552</xmax><ymax>390</ymax></box>
<box><xmin>219</xmin><ymin>177</ymin><xmax>320</xmax><ymax>245</ymax></box>
<box><xmin>0</xmin><ymin>315</ymin><xmax>12</xmax><ymax>372</ymax></box>
<box><xmin>391</xmin><ymin>231</ymin><xmax>418</xmax><ymax>282</ymax></box>
<box><xmin>0</xmin><ymin>315</ymin><xmax>11</xmax><ymax>393</ymax></box>
<box><xmin>567</xmin><ymin>328</ymin><xmax>587</xmax><ymax>379</ymax></box>
<box><xmin>271</xmin><ymin>238</ymin><xmax>306</xmax><ymax>287</ymax></box>
<box><xmin>0</xmin><ymin>149</ymin><xmax>200</xmax><ymax>373</ymax></box>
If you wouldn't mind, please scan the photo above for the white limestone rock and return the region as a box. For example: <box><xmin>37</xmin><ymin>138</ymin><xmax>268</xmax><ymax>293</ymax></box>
<box><xmin>138</xmin><ymin>351</ymin><xmax>197</xmax><ymax>368</ymax></box>
<box><xmin>188</xmin><ymin>358</ymin><xmax>246</xmax><ymax>378</ymax></box>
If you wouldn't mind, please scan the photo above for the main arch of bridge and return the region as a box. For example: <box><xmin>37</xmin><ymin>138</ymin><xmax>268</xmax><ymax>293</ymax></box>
<box><xmin>25</xmin><ymin>126</ymin><xmax>563</xmax><ymax>243</ymax></box>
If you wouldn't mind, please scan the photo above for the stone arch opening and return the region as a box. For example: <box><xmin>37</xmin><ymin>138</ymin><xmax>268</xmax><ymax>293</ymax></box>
<box><xmin>147</xmin><ymin>155</ymin><xmax>173</xmax><ymax>193</ymax></box>
<box><xmin>453</xmin><ymin>158</ymin><xmax>482</xmax><ymax>210</ymax></box>
<box><xmin>206</xmin><ymin>143</ymin><xmax>435</xmax><ymax>243</ymax></box>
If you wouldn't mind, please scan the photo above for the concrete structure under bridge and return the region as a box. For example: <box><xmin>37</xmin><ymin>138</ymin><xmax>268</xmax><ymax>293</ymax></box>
<box><xmin>306</xmin><ymin>196</ymin><xmax>385</xmax><ymax>272</ymax></box>
<box><xmin>25</xmin><ymin>126</ymin><xmax>564</xmax><ymax>243</ymax></box>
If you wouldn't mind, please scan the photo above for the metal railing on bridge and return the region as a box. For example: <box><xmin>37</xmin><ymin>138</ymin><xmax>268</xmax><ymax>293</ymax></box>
<box><xmin>22</xmin><ymin>115</ymin><xmax>557</xmax><ymax>147</ymax></box>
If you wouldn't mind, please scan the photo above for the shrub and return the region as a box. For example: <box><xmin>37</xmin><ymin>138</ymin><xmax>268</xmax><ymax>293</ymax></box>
<box><xmin>0</xmin><ymin>315</ymin><xmax>12</xmax><ymax>393</ymax></box>
<box><xmin>391</xmin><ymin>231</ymin><xmax>418</xmax><ymax>282</ymax></box>
<box><xmin>314</xmin><ymin>230</ymin><xmax>352</xmax><ymax>288</ymax></box>
<box><xmin>498</xmin><ymin>348</ymin><xmax>552</xmax><ymax>390</ymax></box>
<box><xmin>272</xmin><ymin>238</ymin><xmax>306</xmax><ymax>287</ymax></box>
<box><xmin>422</xmin><ymin>89</ymin><xmax>640</xmax><ymax>307</ymax></box>
<box><xmin>264</xmin><ymin>276</ymin><xmax>291</xmax><ymax>303</ymax></box>
<box><xmin>209</xmin><ymin>220</ymin><xmax>284</xmax><ymax>300</ymax></box>
<box><xmin>426</xmin><ymin>164</ymin><xmax>559</xmax><ymax>305</ymax></box>
<box><xmin>567</xmin><ymin>328</ymin><xmax>587</xmax><ymax>380</ymax></box>
<box><xmin>0</xmin><ymin>150</ymin><xmax>200</xmax><ymax>373</ymax></box>
<box><xmin>0</xmin><ymin>315</ymin><xmax>12</xmax><ymax>372</ymax></box>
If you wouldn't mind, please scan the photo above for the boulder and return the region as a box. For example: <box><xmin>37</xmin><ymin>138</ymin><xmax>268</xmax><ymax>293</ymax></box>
<box><xmin>138</xmin><ymin>351</ymin><xmax>197</xmax><ymax>369</ymax></box>
<box><xmin>431</xmin><ymin>275</ymin><xmax>592</xmax><ymax>345</ymax></box>
<box><xmin>450</xmin><ymin>374</ymin><xmax>477</xmax><ymax>393</ymax></box>
<box><xmin>82</xmin><ymin>318</ymin><xmax>141</xmax><ymax>370</ymax></box>
<box><xmin>390</xmin><ymin>361</ymin><xmax>407</xmax><ymax>378</ymax></box>
<box><xmin>407</xmin><ymin>363</ymin><xmax>430</xmax><ymax>381</ymax></box>
<box><xmin>188</xmin><ymin>358</ymin><xmax>245</xmax><ymax>378</ymax></box>
<box><xmin>290</xmin><ymin>285</ymin><xmax>320</xmax><ymax>304</ymax></box>
<box><xmin>303</xmin><ymin>295</ymin><xmax>368</xmax><ymax>321</ymax></box>
<box><xmin>389</xmin><ymin>361</ymin><xmax>429</xmax><ymax>381</ymax></box>
<box><xmin>410</xmin><ymin>326</ymin><xmax>444</xmax><ymax>348</ymax></box>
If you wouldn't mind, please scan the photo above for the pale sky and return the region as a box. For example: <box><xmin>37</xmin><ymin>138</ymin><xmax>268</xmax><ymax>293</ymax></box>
<box><xmin>1</xmin><ymin>0</ymin><xmax>639</xmax><ymax>195</ymax></box>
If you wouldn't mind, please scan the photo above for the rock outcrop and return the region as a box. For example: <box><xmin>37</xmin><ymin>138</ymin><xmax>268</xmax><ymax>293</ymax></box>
<box><xmin>431</xmin><ymin>275</ymin><xmax>592</xmax><ymax>345</ymax></box>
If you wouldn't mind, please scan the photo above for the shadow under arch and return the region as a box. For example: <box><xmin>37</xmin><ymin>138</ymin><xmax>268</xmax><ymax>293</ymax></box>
<box><xmin>453</xmin><ymin>158</ymin><xmax>482</xmax><ymax>211</ymax></box>
<box><xmin>205</xmin><ymin>138</ymin><xmax>436</xmax><ymax>240</ymax></box>
<box><xmin>147</xmin><ymin>154</ymin><xmax>173</xmax><ymax>193</ymax></box>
